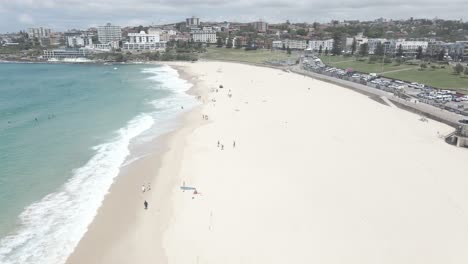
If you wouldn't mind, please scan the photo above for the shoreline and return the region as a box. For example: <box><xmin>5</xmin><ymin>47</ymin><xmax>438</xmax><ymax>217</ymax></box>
<box><xmin>4</xmin><ymin>57</ymin><xmax>464</xmax><ymax>129</ymax></box>
<box><xmin>68</xmin><ymin>61</ymin><xmax>468</xmax><ymax>264</ymax></box>
<box><xmin>65</xmin><ymin>62</ymin><xmax>206</xmax><ymax>264</ymax></box>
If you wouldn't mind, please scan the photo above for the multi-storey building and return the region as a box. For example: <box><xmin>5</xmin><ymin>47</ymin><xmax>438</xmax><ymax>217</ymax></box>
<box><xmin>272</xmin><ymin>40</ymin><xmax>283</xmax><ymax>49</ymax></box>
<box><xmin>64</xmin><ymin>31</ymin><xmax>93</xmax><ymax>48</ymax></box>
<box><xmin>48</xmin><ymin>32</ymin><xmax>63</xmax><ymax>46</ymax></box>
<box><xmin>148</xmin><ymin>28</ymin><xmax>177</xmax><ymax>42</ymax></box>
<box><xmin>122</xmin><ymin>31</ymin><xmax>166</xmax><ymax>52</ymax></box>
<box><xmin>426</xmin><ymin>41</ymin><xmax>448</xmax><ymax>57</ymax></box>
<box><xmin>344</xmin><ymin>33</ymin><xmax>368</xmax><ymax>53</ymax></box>
<box><xmin>43</xmin><ymin>48</ymin><xmax>89</xmax><ymax>59</ymax></box>
<box><xmin>27</xmin><ymin>27</ymin><xmax>52</xmax><ymax>46</ymax></box>
<box><xmin>97</xmin><ymin>23</ymin><xmax>122</xmax><ymax>44</ymax></box>
<box><xmin>367</xmin><ymin>38</ymin><xmax>386</xmax><ymax>54</ymax></box>
<box><xmin>394</xmin><ymin>40</ymin><xmax>428</xmax><ymax>56</ymax></box>
<box><xmin>283</xmin><ymin>39</ymin><xmax>308</xmax><ymax>50</ymax></box>
<box><xmin>28</xmin><ymin>27</ymin><xmax>51</xmax><ymax>39</ymax></box>
<box><xmin>454</xmin><ymin>41</ymin><xmax>468</xmax><ymax>61</ymax></box>
<box><xmin>186</xmin><ymin>17</ymin><xmax>200</xmax><ymax>27</ymax></box>
<box><xmin>273</xmin><ymin>39</ymin><xmax>308</xmax><ymax>50</ymax></box>
<box><xmin>308</xmin><ymin>39</ymin><xmax>334</xmax><ymax>52</ymax></box>
<box><xmin>383</xmin><ymin>40</ymin><xmax>397</xmax><ymax>55</ymax></box>
<box><xmin>251</xmin><ymin>21</ymin><xmax>268</xmax><ymax>32</ymax></box>
<box><xmin>191</xmin><ymin>29</ymin><xmax>217</xmax><ymax>43</ymax></box>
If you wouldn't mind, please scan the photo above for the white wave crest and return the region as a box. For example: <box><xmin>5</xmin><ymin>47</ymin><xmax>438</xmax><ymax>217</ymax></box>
<box><xmin>0</xmin><ymin>114</ymin><xmax>154</xmax><ymax>264</ymax></box>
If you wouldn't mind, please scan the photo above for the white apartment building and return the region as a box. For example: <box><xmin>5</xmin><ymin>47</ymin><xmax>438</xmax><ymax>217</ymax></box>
<box><xmin>85</xmin><ymin>43</ymin><xmax>113</xmax><ymax>52</ymax></box>
<box><xmin>97</xmin><ymin>23</ymin><xmax>122</xmax><ymax>44</ymax></box>
<box><xmin>308</xmin><ymin>39</ymin><xmax>334</xmax><ymax>52</ymax></box>
<box><xmin>394</xmin><ymin>40</ymin><xmax>429</xmax><ymax>55</ymax></box>
<box><xmin>123</xmin><ymin>31</ymin><xmax>166</xmax><ymax>52</ymax></box>
<box><xmin>284</xmin><ymin>39</ymin><xmax>308</xmax><ymax>50</ymax></box>
<box><xmin>367</xmin><ymin>38</ymin><xmax>386</xmax><ymax>54</ymax></box>
<box><xmin>28</xmin><ymin>27</ymin><xmax>52</xmax><ymax>46</ymax></box>
<box><xmin>128</xmin><ymin>31</ymin><xmax>160</xmax><ymax>43</ymax></box>
<box><xmin>272</xmin><ymin>40</ymin><xmax>283</xmax><ymax>49</ymax></box>
<box><xmin>345</xmin><ymin>33</ymin><xmax>368</xmax><ymax>53</ymax></box>
<box><xmin>273</xmin><ymin>39</ymin><xmax>308</xmax><ymax>50</ymax></box>
<box><xmin>28</xmin><ymin>27</ymin><xmax>51</xmax><ymax>39</ymax></box>
<box><xmin>43</xmin><ymin>48</ymin><xmax>89</xmax><ymax>59</ymax></box>
<box><xmin>191</xmin><ymin>29</ymin><xmax>217</xmax><ymax>43</ymax></box>
<box><xmin>67</xmin><ymin>35</ymin><xmax>93</xmax><ymax>48</ymax></box>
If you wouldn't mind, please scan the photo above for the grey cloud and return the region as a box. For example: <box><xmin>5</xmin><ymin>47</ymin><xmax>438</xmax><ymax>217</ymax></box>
<box><xmin>0</xmin><ymin>0</ymin><xmax>467</xmax><ymax>32</ymax></box>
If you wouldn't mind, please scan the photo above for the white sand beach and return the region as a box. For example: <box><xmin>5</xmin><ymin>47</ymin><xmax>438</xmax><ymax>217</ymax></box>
<box><xmin>67</xmin><ymin>61</ymin><xmax>468</xmax><ymax>264</ymax></box>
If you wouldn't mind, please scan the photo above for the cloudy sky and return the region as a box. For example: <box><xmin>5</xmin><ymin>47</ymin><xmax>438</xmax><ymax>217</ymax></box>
<box><xmin>0</xmin><ymin>0</ymin><xmax>467</xmax><ymax>32</ymax></box>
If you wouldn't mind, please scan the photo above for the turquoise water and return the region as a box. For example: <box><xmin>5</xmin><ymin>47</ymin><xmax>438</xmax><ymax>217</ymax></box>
<box><xmin>0</xmin><ymin>63</ymin><xmax>196</xmax><ymax>264</ymax></box>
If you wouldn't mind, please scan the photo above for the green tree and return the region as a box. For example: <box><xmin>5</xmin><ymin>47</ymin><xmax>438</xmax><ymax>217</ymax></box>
<box><xmin>296</xmin><ymin>28</ymin><xmax>307</xmax><ymax>36</ymax></box>
<box><xmin>287</xmin><ymin>47</ymin><xmax>291</xmax><ymax>55</ymax></box>
<box><xmin>33</xmin><ymin>37</ymin><xmax>40</xmax><ymax>47</ymax></box>
<box><xmin>312</xmin><ymin>22</ymin><xmax>319</xmax><ymax>30</ymax></box>
<box><xmin>318</xmin><ymin>45</ymin><xmax>322</xmax><ymax>55</ymax></box>
<box><xmin>216</xmin><ymin>37</ymin><xmax>223</xmax><ymax>48</ymax></box>
<box><xmin>359</xmin><ymin>43</ymin><xmax>369</xmax><ymax>56</ymax></box>
<box><xmin>325</xmin><ymin>47</ymin><xmax>329</xmax><ymax>55</ymax></box>
<box><xmin>351</xmin><ymin>38</ymin><xmax>357</xmax><ymax>55</ymax></box>
<box><xmin>438</xmin><ymin>49</ymin><xmax>445</xmax><ymax>61</ymax></box>
<box><xmin>282</xmin><ymin>43</ymin><xmax>286</xmax><ymax>50</ymax></box>
<box><xmin>465</xmin><ymin>67</ymin><xmax>468</xmax><ymax>77</ymax></box>
<box><xmin>416</xmin><ymin>46</ymin><xmax>423</xmax><ymax>60</ymax></box>
<box><xmin>234</xmin><ymin>38</ymin><xmax>241</xmax><ymax>49</ymax></box>
<box><xmin>331</xmin><ymin>32</ymin><xmax>342</xmax><ymax>55</ymax></box>
<box><xmin>374</xmin><ymin>42</ymin><xmax>384</xmax><ymax>56</ymax></box>
<box><xmin>419</xmin><ymin>63</ymin><xmax>427</xmax><ymax>70</ymax></box>
<box><xmin>226</xmin><ymin>37</ymin><xmax>233</xmax><ymax>48</ymax></box>
<box><xmin>454</xmin><ymin>63</ymin><xmax>464</xmax><ymax>75</ymax></box>
<box><xmin>396</xmin><ymin>44</ymin><xmax>404</xmax><ymax>57</ymax></box>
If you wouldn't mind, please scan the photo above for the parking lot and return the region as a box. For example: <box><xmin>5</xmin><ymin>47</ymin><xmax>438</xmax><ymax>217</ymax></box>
<box><xmin>301</xmin><ymin>55</ymin><xmax>468</xmax><ymax>119</ymax></box>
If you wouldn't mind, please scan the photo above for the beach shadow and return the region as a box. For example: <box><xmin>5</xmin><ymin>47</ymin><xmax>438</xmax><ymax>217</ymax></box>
<box><xmin>180</xmin><ymin>185</ymin><xmax>196</xmax><ymax>191</ymax></box>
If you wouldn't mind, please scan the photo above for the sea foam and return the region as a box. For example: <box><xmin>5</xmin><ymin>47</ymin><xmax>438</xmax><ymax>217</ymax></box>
<box><xmin>0</xmin><ymin>64</ymin><xmax>196</xmax><ymax>264</ymax></box>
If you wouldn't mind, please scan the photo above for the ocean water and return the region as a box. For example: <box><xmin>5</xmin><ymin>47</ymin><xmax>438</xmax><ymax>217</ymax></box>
<box><xmin>0</xmin><ymin>63</ymin><xmax>197</xmax><ymax>264</ymax></box>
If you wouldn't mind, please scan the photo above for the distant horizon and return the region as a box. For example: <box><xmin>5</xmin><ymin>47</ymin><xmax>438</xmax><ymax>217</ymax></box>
<box><xmin>1</xmin><ymin>0</ymin><xmax>468</xmax><ymax>33</ymax></box>
<box><xmin>0</xmin><ymin>16</ymin><xmax>467</xmax><ymax>34</ymax></box>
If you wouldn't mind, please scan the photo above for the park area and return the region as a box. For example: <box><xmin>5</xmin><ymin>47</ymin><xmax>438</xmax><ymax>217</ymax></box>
<box><xmin>200</xmin><ymin>47</ymin><xmax>295</xmax><ymax>64</ymax></box>
<box><xmin>319</xmin><ymin>55</ymin><xmax>468</xmax><ymax>92</ymax></box>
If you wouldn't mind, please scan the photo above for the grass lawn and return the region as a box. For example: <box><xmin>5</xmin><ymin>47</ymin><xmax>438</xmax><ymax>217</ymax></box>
<box><xmin>317</xmin><ymin>55</ymin><xmax>357</xmax><ymax>64</ymax></box>
<box><xmin>320</xmin><ymin>55</ymin><xmax>468</xmax><ymax>92</ymax></box>
<box><xmin>319</xmin><ymin>55</ymin><xmax>415</xmax><ymax>73</ymax></box>
<box><xmin>384</xmin><ymin>68</ymin><xmax>468</xmax><ymax>92</ymax></box>
<box><xmin>201</xmin><ymin>47</ymin><xmax>295</xmax><ymax>64</ymax></box>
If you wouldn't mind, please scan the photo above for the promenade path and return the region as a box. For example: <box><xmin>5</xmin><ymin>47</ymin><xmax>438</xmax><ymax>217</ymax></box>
<box><xmin>291</xmin><ymin>65</ymin><xmax>465</xmax><ymax>127</ymax></box>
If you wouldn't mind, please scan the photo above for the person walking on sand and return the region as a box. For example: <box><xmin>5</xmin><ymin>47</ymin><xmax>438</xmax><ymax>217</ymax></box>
<box><xmin>142</xmin><ymin>185</ymin><xmax>146</xmax><ymax>193</ymax></box>
<box><xmin>221</xmin><ymin>144</ymin><xmax>224</xmax><ymax>150</ymax></box>
<box><xmin>233</xmin><ymin>141</ymin><xmax>236</xmax><ymax>148</ymax></box>
<box><xmin>144</xmin><ymin>200</ymin><xmax>148</xmax><ymax>210</ymax></box>
<box><xmin>217</xmin><ymin>141</ymin><xmax>220</xmax><ymax>148</ymax></box>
